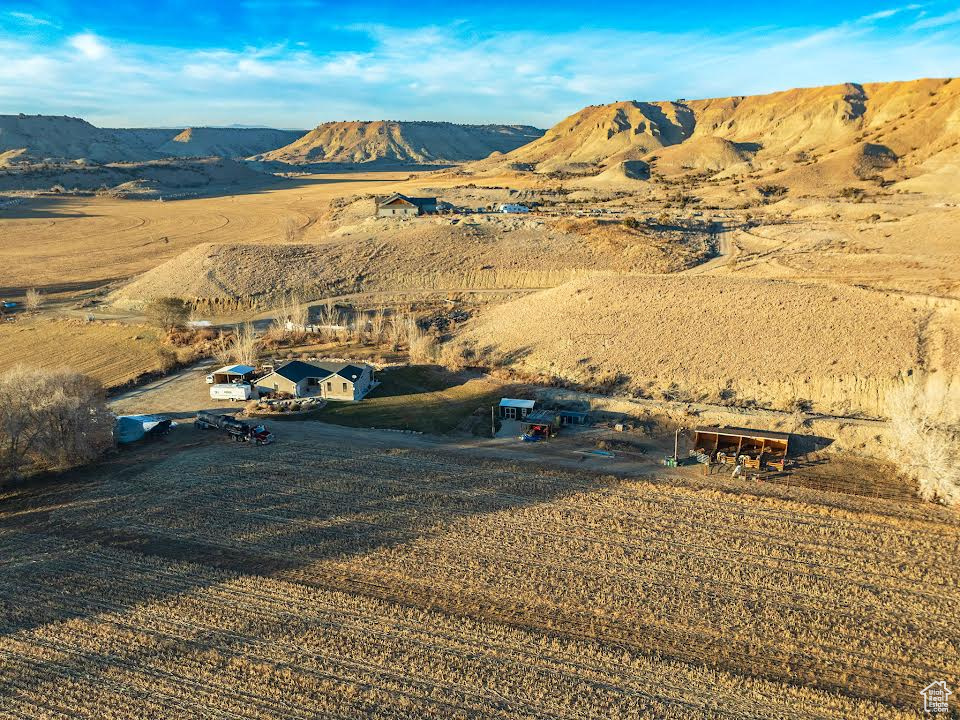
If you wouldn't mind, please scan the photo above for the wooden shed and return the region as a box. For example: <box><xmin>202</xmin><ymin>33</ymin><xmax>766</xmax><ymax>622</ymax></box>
<box><xmin>693</xmin><ymin>426</ymin><xmax>790</xmax><ymax>471</ymax></box>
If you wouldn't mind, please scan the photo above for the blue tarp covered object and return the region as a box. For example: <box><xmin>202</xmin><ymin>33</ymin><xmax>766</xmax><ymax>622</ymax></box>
<box><xmin>115</xmin><ymin>415</ymin><xmax>173</xmax><ymax>444</ymax></box>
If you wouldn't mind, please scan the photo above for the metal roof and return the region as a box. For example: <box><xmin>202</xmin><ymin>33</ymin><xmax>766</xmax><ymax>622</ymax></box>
<box><xmin>693</xmin><ymin>426</ymin><xmax>791</xmax><ymax>443</ymax></box>
<box><xmin>522</xmin><ymin>410</ymin><xmax>559</xmax><ymax>424</ymax></box>
<box><xmin>379</xmin><ymin>193</ymin><xmax>437</xmax><ymax>208</ymax></box>
<box><xmin>499</xmin><ymin>398</ymin><xmax>536</xmax><ymax>409</ymax></box>
<box><xmin>212</xmin><ymin>364</ymin><xmax>255</xmax><ymax>375</ymax></box>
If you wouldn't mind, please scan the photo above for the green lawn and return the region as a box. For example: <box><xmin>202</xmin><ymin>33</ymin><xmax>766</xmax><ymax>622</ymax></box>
<box><xmin>310</xmin><ymin>365</ymin><xmax>504</xmax><ymax>434</ymax></box>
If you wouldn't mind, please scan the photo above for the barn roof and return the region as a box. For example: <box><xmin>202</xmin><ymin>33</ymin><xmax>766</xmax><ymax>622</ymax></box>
<box><xmin>694</xmin><ymin>426</ymin><xmax>791</xmax><ymax>443</ymax></box>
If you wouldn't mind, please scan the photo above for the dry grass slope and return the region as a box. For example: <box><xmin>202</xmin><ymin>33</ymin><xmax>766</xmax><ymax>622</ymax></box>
<box><xmin>454</xmin><ymin>274</ymin><xmax>954</xmax><ymax>416</ymax></box>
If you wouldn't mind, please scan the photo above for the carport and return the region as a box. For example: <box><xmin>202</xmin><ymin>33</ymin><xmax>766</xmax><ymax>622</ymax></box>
<box><xmin>208</xmin><ymin>364</ymin><xmax>256</xmax><ymax>385</ymax></box>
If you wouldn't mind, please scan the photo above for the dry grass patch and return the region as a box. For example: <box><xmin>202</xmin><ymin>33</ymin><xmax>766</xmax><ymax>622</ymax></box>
<box><xmin>0</xmin><ymin>317</ymin><xmax>168</xmax><ymax>389</ymax></box>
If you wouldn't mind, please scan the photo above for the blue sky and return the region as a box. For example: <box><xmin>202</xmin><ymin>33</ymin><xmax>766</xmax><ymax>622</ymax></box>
<box><xmin>2</xmin><ymin>1</ymin><xmax>959</xmax><ymax>128</ymax></box>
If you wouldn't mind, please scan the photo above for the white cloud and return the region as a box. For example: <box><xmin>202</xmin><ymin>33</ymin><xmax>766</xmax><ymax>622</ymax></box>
<box><xmin>6</xmin><ymin>11</ymin><xmax>57</xmax><ymax>27</ymax></box>
<box><xmin>68</xmin><ymin>33</ymin><xmax>109</xmax><ymax>61</ymax></box>
<box><xmin>2</xmin><ymin>14</ymin><xmax>959</xmax><ymax>128</ymax></box>
<box><xmin>858</xmin><ymin>5</ymin><xmax>924</xmax><ymax>23</ymax></box>
<box><xmin>910</xmin><ymin>8</ymin><xmax>960</xmax><ymax>29</ymax></box>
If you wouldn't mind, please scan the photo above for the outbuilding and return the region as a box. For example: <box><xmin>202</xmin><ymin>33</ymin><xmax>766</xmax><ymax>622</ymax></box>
<box><xmin>693</xmin><ymin>426</ymin><xmax>791</xmax><ymax>471</ymax></box>
<box><xmin>558</xmin><ymin>409</ymin><xmax>590</xmax><ymax>426</ymax></box>
<box><xmin>499</xmin><ymin>398</ymin><xmax>535</xmax><ymax>420</ymax></box>
<box><xmin>520</xmin><ymin>410</ymin><xmax>561</xmax><ymax>439</ymax></box>
<box><xmin>256</xmin><ymin>360</ymin><xmax>376</xmax><ymax>401</ymax></box>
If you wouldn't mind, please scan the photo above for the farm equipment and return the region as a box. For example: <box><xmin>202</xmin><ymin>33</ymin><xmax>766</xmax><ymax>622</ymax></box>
<box><xmin>195</xmin><ymin>411</ymin><xmax>273</xmax><ymax>445</ymax></box>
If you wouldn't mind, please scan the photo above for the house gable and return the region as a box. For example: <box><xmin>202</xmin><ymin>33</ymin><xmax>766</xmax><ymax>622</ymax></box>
<box><xmin>379</xmin><ymin>195</ymin><xmax>417</xmax><ymax>208</ymax></box>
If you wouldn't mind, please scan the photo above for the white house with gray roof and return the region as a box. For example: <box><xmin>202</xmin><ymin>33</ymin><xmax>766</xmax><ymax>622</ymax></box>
<box><xmin>255</xmin><ymin>360</ymin><xmax>376</xmax><ymax>401</ymax></box>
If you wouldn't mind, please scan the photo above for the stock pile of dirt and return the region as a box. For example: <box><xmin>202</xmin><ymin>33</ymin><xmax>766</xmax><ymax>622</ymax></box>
<box><xmin>472</xmin><ymin>78</ymin><xmax>960</xmax><ymax>194</ymax></box>
<box><xmin>255</xmin><ymin>121</ymin><xmax>544</xmax><ymax>165</ymax></box>
<box><xmin>456</xmin><ymin>274</ymin><xmax>940</xmax><ymax>416</ymax></box>
<box><xmin>111</xmin><ymin>216</ymin><xmax>713</xmax><ymax>307</ymax></box>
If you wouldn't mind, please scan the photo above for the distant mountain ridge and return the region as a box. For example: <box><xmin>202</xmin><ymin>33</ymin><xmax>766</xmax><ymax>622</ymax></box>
<box><xmin>253</xmin><ymin>120</ymin><xmax>545</xmax><ymax>165</ymax></box>
<box><xmin>0</xmin><ymin>116</ymin><xmax>308</xmax><ymax>165</ymax></box>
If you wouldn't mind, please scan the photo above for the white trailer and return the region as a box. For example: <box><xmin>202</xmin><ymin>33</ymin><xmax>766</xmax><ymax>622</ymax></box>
<box><xmin>210</xmin><ymin>383</ymin><xmax>254</xmax><ymax>401</ymax></box>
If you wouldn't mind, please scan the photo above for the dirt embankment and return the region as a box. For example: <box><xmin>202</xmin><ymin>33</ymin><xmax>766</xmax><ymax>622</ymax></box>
<box><xmin>454</xmin><ymin>273</ymin><xmax>958</xmax><ymax>417</ymax></box>
<box><xmin>110</xmin><ymin>214</ymin><xmax>713</xmax><ymax>308</ymax></box>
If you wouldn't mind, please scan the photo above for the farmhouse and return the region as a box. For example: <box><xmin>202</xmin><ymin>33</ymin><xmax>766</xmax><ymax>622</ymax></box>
<box><xmin>256</xmin><ymin>360</ymin><xmax>376</xmax><ymax>401</ymax></box>
<box><xmin>376</xmin><ymin>193</ymin><xmax>437</xmax><ymax>217</ymax></box>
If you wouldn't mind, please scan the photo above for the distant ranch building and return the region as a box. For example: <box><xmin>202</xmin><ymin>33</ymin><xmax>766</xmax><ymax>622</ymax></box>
<box><xmin>376</xmin><ymin>193</ymin><xmax>437</xmax><ymax>217</ymax></box>
<box><xmin>256</xmin><ymin>360</ymin><xmax>376</xmax><ymax>401</ymax></box>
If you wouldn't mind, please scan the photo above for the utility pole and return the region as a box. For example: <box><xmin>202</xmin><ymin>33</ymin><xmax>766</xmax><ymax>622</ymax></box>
<box><xmin>491</xmin><ymin>405</ymin><xmax>496</xmax><ymax>438</ymax></box>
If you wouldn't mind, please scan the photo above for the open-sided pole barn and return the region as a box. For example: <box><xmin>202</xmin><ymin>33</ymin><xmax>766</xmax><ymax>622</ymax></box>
<box><xmin>693</xmin><ymin>426</ymin><xmax>790</xmax><ymax>471</ymax></box>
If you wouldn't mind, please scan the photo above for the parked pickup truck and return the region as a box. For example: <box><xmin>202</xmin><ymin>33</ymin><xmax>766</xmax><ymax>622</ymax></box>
<box><xmin>209</xmin><ymin>383</ymin><xmax>254</xmax><ymax>401</ymax></box>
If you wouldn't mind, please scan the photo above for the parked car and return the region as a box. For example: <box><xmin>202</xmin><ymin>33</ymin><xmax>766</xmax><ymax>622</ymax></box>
<box><xmin>210</xmin><ymin>383</ymin><xmax>254</xmax><ymax>401</ymax></box>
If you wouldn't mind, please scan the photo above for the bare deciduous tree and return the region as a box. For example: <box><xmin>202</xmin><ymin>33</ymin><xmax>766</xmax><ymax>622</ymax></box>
<box><xmin>369</xmin><ymin>307</ymin><xmax>387</xmax><ymax>345</ymax></box>
<box><xmin>228</xmin><ymin>323</ymin><xmax>260</xmax><ymax>367</ymax></box>
<box><xmin>0</xmin><ymin>366</ymin><xmax>112</xmax><ymax>482</ymax></box>
<box><xmin>886</xmin><ymin>377</ymin><xmax>960</xmax><ymax>506</ymax></box>
<box><xmin>24</xmin><ymin>288</ymin><xmax>43</xmax><ymax>311</ymax></box>
<box><xmin>270</xmin><ymin>293</ymin><xmax>309</xmax><ymax>341</ymax></box>
<box><xmin>282</xmin><ymin>217</ymin><xmax>303</xmax><ymax>243</ymax></box>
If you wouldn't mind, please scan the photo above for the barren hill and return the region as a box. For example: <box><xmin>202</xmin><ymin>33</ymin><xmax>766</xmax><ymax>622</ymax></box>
<box><xmin>0</xmin><ymin>115</ymin><xmax>154</xmax><ymax>165</ymax></box>
<box><xmin>254</xmin><ymin>121</ymin><xmax>544</xmax><ymax>165</ymax></box>
<box><xmin>476</xmin><ymin>78</ymin><xmax>960</xmax><ymax>190</ymax></box>
<box><xmin>0</xmin><ymin>117</ymin><xmax>307</xmax><ymax>166</ymax></box>
<box><xmin>454</xmin><ymin>274</ymin><xmax>957</xmax><ymax>417</ymax></box>
<box><xmin>151</xmin><ymin>127</ymin><xmax>305</xmax><ymax>159</ymax></box>
<box><xmin>0</xmin><ymin>157</ymin><xmax>276</xmax><ymax>197</ymax></box>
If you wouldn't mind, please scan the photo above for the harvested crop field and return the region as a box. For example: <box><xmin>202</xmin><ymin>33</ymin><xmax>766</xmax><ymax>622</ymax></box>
<box><xmin>1</xmin><ymin>427</ymin><xmax>957</xmax><ymax>718</ymax></box>
<box><xmin>0</xmin><ymin>317</ymin><xmax>165</xmax><ymax>388</ymax></box>
<box><xmin>456</xmin><ymin>273</ymin><xmax>959</xmax><ymax>417</ymax></box>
